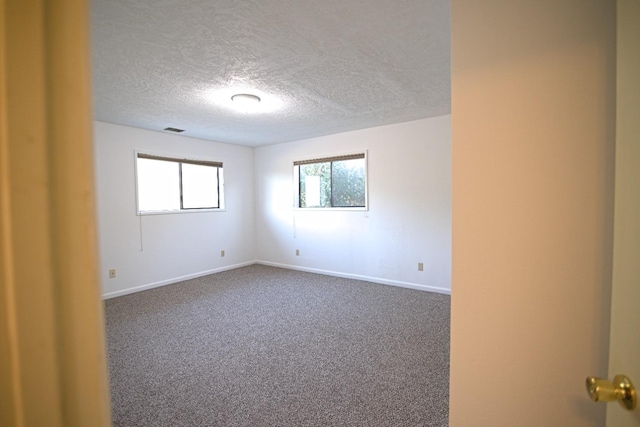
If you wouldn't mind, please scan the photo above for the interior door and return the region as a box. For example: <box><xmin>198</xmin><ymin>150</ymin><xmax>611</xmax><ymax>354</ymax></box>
<box><xmin>604</xmin><ymin>1</ymin><xmax>640</xmax><ymax>425</ymax></box>
<box><xmin>0</xmin><ymin>0</ymin><xmax>111</xmax><ymax>425</ymax></box>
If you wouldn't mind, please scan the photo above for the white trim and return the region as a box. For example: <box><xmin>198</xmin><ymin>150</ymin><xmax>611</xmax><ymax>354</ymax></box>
<box><xmin>137</xmin><ymin>208</ymin><xmax>227</xmax><ymax>216</ymax></box>
<box><xmin>255</xmin><ymin>260</ymin><xmax>451</xmax><ymax>295</ymax></box>
<box><xmin>102</xmin><ymin>261</ymin><xmax>255</xmax><ymax>299</ymax></box>
<box><xmin>102</xmin><ymin>260</ymin><xmax>451</xmax><ymax>299</ymax></box>
<box><xmin>292</xmin><ymin>207</ymin><xmax>368</xmax><ymax>212</ymax></box>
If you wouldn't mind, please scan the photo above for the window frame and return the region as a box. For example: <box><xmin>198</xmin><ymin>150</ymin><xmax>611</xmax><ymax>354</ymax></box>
<box><xmin>134</xmin><ymin>151</ymin><xmax>225</xmax><ymax>215</ymax></box>
<box><xmin>293</xmin><ymin>151</ymin><xmax>368</xmax><ymax>211</ymax></box>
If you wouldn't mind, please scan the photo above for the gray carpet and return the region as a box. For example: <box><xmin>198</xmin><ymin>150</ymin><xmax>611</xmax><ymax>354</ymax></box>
<box><xmin>105</xmin><ymin>265</ymin><xmax>450</xmax><ymax>426</ymax></box>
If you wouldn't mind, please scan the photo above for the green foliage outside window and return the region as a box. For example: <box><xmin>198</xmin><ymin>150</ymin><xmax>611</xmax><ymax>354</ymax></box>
<box><xmin>297</xmin><ymin>157</ymin><xmax>366</xmax><ymax>208</ymax></box>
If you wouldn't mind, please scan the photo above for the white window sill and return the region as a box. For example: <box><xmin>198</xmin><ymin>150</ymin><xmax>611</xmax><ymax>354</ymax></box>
<box><xmin>137</xmin><ymin>208</ymin><xmax>226</xmax><ymax>216</ymax></box>
<box><xmin>293</xmin><ymin>207</ymin><xmax>368</xmax><ymax>212</ymax></box>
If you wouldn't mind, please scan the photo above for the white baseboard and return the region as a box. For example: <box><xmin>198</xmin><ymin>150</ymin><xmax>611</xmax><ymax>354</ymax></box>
<box><xmin>103</xmin><ymin>260</ymin><xmax>451</xmax><ymax>299</ymax></box>
<box><xmin>255</xmin><ymin>260</ymin><xmax>451</xmax><ymax>295</ymax></box>
<box><xmin>102</xmin><ymin>261</ymin><xmax>256</xmax><ymax>299</ymax></box>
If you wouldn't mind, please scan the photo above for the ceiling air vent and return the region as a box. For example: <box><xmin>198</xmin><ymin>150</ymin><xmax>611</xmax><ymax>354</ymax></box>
<box><xmin>163</xmin><ymin>127</ymin><xmax>185</xmax><ymax>133</ymax></box>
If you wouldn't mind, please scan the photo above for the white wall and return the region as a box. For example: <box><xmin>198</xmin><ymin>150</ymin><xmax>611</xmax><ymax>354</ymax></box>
<box><xmin>94</xmin><ymin>122</ymin><xmax>255</xmax><ymax>298</ymax></box>
<box><xmin>450</xmin><ymin>1</ymin><xmax>614</xmax><ymax>426</ymax></box>
<box><xmin>254</xmin><ymin>116</ymin><xmax>451</xmax><ymax>293</ymax></box>
<box><xmin>95</xmin><ymin>117</ymin><xmax>452</xmax><ymax>297</ymax></box>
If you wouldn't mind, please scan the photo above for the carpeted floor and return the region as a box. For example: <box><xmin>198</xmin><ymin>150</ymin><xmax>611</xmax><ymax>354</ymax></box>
<box><xmin>105</xmin><ymin>265</ymin><xmax>450</xmax><ymax>426</ymax></box>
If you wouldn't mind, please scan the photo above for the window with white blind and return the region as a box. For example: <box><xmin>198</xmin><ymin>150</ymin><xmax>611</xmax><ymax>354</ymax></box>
<box><xmin>135</xmin><ymin>153</ymin><xmax>224</xmax><ymax>214</ymax></box>
<box><xmin>293</xmin><ymin>153</ymin><xmax>367</xmax><ymax>209</ymax></box>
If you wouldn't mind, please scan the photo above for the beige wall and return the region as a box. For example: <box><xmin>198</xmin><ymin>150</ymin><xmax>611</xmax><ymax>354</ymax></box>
<box><xmin>450</xmin><ymin>1</ymin><xmax>615</xmax><ymax>426</ymax></box>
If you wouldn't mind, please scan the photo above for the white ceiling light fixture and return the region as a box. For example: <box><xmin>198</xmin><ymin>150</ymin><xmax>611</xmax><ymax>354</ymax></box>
<box><xmin>231</xmin><ymin>93</ymin><xmax>261</xmax><ymax>105</ymax></box>
<box><xmin>230</xmin><ymin>92</ymin><xmax>263</xmax><ymax>113</ymax></box>
<box><xmin>201</xmin><ymin>87</ymin><xmax>286</xmax><ymax>115</ymax></box>
<box><xmin>231</xmin><ymin>92</ymin><xmax>262</xmax><ymax>114</ymax></box>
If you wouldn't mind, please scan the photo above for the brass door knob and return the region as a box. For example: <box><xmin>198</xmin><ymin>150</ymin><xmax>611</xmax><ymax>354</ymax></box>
<box><xmin>586</xmin><ymin>375</ymin><xmax>637</xmax><ymax>411</ymax></box>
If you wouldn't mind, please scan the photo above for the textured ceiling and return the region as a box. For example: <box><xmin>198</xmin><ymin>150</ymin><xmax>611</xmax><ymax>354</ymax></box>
<box><xmin>91</xmin><ymin>0</ymin><xmax>450</xmax><ymax>147</ymax></box>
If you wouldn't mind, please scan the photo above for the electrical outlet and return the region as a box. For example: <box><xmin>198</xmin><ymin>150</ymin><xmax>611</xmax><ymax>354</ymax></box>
<box><xmin>220</xmin><ymin>250</ymin><xmax>225</xmax><ymax>257</ymax></box>
<box><xmin>109</xmin><ymin>269</ymin><xmax>116</xmax><ymax>278</ymax></box>
<box><xmin>418</xmin><ymin>263</ymin><xmax>424</xmax><ymax>272</ymax></box>
<box><xmin>296</xmin><ymin>249</ymin><xmax>300</xmax><ymax>256</ymax></box>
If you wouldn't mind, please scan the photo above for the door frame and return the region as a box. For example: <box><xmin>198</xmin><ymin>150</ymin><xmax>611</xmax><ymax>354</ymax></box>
<box><xmin>0</xmin><ymin>1</ymin><xmax>111</xmax><ymax>425</ymax></box>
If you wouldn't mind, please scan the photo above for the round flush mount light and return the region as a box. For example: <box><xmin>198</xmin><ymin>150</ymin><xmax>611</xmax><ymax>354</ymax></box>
<box><xmin>202</xmin><ymin>87</ymin><xmax>283</xmax><ymax>114</ymax></box>
<box><xmin>231</xmin><ymin>93</ymin><xmax>261</xmax><ymax>105</ymax></box>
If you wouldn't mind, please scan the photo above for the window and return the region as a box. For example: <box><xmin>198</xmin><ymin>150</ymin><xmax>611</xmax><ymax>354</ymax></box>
<box><xmin>294</xmin><ymin>153</ymin><xmax>367</xmax><ymax>209</ymax></box>
<box><xmin>135</xmin><ymin>153</ymin><xmax>224</xmax><ymax>213</ymax></box>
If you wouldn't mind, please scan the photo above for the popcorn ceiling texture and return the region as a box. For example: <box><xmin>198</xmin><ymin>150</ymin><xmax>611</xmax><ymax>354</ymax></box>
<box><xmin>91</xmin><ymin>0</ymin><xmax>450</xmax><ymax>146</ymax></box>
